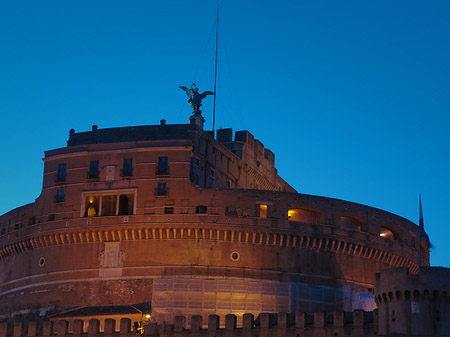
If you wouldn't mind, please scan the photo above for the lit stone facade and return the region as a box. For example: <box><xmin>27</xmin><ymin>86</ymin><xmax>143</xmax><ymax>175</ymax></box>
<box><xmin>0</xmin><ymin>119</ymin><xmax>428</xmax><ymax>325</ymax></box>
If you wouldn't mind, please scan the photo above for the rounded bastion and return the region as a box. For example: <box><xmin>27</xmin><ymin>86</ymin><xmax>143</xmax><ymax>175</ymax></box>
<box><xmin>0</xmin><ymin>123</ymin><xmax>428</xmax><ymax>324</ymax></box>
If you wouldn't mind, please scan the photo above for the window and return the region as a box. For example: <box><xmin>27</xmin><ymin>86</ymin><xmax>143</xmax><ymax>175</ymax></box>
<box><xmin>196</xmin><ymin>205</ymin><xmax>207</xmax><ymax>214</ymax></box>
<box><xmin>157</xmin><ymin>157</ymin><xmax>168</xmax><ymax>175</ymax></box>
<box><xmin>55</xmin><ymin>189</ymin><xmax>65</xmax><ymax>203</ymax></box>
<box><xmin>411</xmin><ymin>235</ymin><xmax>416</xmax><ymax>248</ymax></box>
<box><xmin>83</xmin><ymin>191</ymin><xmax>135</xmax><ymax>217</ymax></box>
<box><xmin>119</xmin><ymin>195</ymin><xmax>133</xmax><ymax>215</ymax></box>
<box><xmin>288</xmin><ymin>208</ymin><xmax>317</xmax><ymax>224</ymax></box>
<box><xmin>156</xmin><ymin>182</ymin><xmax>167</xmax><ymax>196</ymax></box>
<box><xmin>380</xmin><ymin>227</ymin><xmax>398</xmax><ymax>240</ymax></box>
<box><xmin>210</xmin><ymin>168</ymin><xmax>215</xmax><ymax>178</ymax></box>
<box><xmin>57</xmin><ymin>164</ymin><xmax>66</xmax><ymax>182</ymax></box>
<box><xmin>89</xmin><ymin>160</ymin><xmax>99</xmax><ymax>179</ymax></box>
<box><xmin>122</xmin><ymin>158</ymin><xmax>133</xmax><ymax>177</ymax></box>
<box><xmin>225</xmin><ymin>206</ymin><xmax>238</xmax><ymax>216</ymax></box>
<box><xmin>164</xmin><ymin>207</ymin><xmax>174</xmax><ymax>214</ymax></box>
<box><xmin>259</xmin><ymin>204</ymin><xmax>268</xmax><ymax>218</ymax></box>
<box><xmin>340</xmin><ymin>216</ymin><xmax>362</xmax><ymax>231</ymax></box>
<box><xmin>85</xmin><ymin>196</ymin><xmax>99</xmax><ymax>217</ymax></box>
<box><xmin>101</xmin><ymin>195</ymin><xmax>117</xmax><ymax>216</ymax></box>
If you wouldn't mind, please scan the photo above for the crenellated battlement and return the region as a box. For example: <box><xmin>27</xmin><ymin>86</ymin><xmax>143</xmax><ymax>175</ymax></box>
<box><xmin>0</xmin><ymin>311</ymin><xmax>379</xmax><ymax>337</ymax></box>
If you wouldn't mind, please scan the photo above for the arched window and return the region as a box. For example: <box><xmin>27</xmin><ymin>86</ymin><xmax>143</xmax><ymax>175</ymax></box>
<box><xmin>340</xmin><ymin>216</ymin><xmax>362</xmax><ymax>231</ymax></box>
<box><xmin>380</xmin><ymin>227</ymin><xmax>394</xmax><ymax>240</ymax></box>
<box><xmin>288</xmin><ymin>208</ymin><xmax>317</xmax><ymax>224</ymax></box>
<box><xmin>380</xmin><ymin>226</ymin><xmax>401</xmax><ymax>240</ymax></box>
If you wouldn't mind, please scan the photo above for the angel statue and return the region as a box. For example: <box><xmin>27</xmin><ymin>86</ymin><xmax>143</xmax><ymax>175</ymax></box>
<box><xmin>179</xmin><ymin>84</ymin><xmax>214</xmax><ymax>115</ymax></box>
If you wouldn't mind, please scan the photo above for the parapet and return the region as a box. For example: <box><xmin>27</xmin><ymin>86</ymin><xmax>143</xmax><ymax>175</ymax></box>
<box><xmin>375</xmin><ymin>266</ymin><xmax>450</xmax><ymax>301</ymax></box>
<box><xmin>0</xmin><ymin>311</ymin><xmax>377</xmax><ymax>337</ymax></box>
<box><xmin>217</xmin><ymin>129</ymin><xmax>275</xmax><ymax>166</ymax></box>
<box><xmin>66</xmin><ymin>124</ymin><xmax>193</xmax><ymax>147</ymax></box>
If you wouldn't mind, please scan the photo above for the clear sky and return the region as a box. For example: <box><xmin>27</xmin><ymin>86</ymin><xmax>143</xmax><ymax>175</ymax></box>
<box><xmin>0</xmin><ymin>1</ymin><xmax>449</xmax><ymax>267</ymax></box>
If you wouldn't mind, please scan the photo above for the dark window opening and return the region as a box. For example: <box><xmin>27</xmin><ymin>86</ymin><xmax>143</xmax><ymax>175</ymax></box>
<box><xmin>89</xmin><ymin>160</ymin><xmax>99</xmax><ymax>179</ymax></box>
<box><xmin>157</xmin><ymin>157</ymin><xmax>169</xmax><ymax>175</ymax></box>
<box><xmin>28</xmin><ymin>216</ymin><xmax>36</xmax><ymax>226</ymax></box>
<box><xmin>48</xmin><ymin>214</ymin><xmax>55</xmax><ymax>221</ymax></box>
<box><xmin>225</xmin><ymin>206</ymin><xmax>238</xmax><ymax>216</ymax></box>
<box><xmin>122</xmin><ymin>158</ymin><xmax>133</xmax><ymax>177</ymax></box>
<box><xmin>156</xmin><ymin>183</ymin><xmax>167</xmax><ymax>196</ymax></box>
<box><xmin>57</xmin><ymin>163</ymin><xmax>66</xmax><ymax>182</ymax></box>
<box><xmin>196</xmin><ymin>205</ymin><xmax>207</xmax><ymax>214</ymax></box>
<box><xmin>164</xmin><ymin>207</ymin><xmax>174</xmax><ymax>214</ymax></box>
<box><xmin>119</xmin><ymin>195</ymin><xmax>134</xmax><ymax>215</ymax></box>
<box><xmin>55</xmin><ymin>189</ymin><xmax>65</xmax><ymax>203</ymax></box>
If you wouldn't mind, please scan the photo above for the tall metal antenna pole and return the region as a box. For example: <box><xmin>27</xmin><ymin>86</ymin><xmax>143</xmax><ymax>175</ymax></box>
<box><xmin>212</xmin><ymin>6</ymin><xmax>219</xmax><ymax>137</ymax></box>
<box><xmin>418</xmin><ymin>194</ymin><xmax>422</xmax><ymax>267</ymax></box>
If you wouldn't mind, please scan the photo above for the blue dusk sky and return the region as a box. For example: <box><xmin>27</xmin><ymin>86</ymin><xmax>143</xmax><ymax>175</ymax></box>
<box><xmin>0</xmin><ymin>1</ymin><xmax>449</xmax><ymax>267</ymax></box>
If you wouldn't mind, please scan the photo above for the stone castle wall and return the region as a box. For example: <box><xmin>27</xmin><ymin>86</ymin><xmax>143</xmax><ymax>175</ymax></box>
<box><xmin>0</xmin><ymin>311</ymin><xmax>378</xmax><ymax>337</ymax></box>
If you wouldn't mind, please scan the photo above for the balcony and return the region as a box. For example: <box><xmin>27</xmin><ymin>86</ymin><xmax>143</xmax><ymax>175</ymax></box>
<box><xmin>120</xmin><ymin>169</ymin><xmax>133</xmax><ymax>178</ymax></box>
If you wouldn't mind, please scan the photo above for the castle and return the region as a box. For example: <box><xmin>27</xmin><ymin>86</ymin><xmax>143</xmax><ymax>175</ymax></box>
<box><xmin>0</xmin><ymin>112</ymin><xmax>447</xmax><ymax>336</ymax></box>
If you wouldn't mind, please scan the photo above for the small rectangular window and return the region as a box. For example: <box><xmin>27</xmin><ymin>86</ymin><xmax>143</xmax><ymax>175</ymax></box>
<box><xmin>210</xmin><ymin>168</ymin><xmax>215</xmax><ymax>178</ymax></box>
<box><xmin>57</xmin><ymin>164</ymin><xmax>66</xmax><ymax>182</ymax></box>
<box><xmin>89</xmin><ymin>160</ymin><xmax>99</xmax><ymax>179</ymax></box>
<box><xmin>56</xmin><ymin>189</ymin><xmax>65</xmax><ymax>203</ymax></box>
<box><xmin>122</xmin><ymin>158</ymin><xmax>133</xmax><ymax>177</ymax></box>
<box><xmin>259</xmin><ymin>204</ymin><xmax>268</xmax><ymax>218</ymax></box>
<box><xmin>164</xmin><ymin>207</ymin><xmax>174</xmax><ymax>214</ymax></box>
<box><xmin>157</xmin><ymin>157</ymin><xmax>169</xmax><ymax>175</ymax></box>
<box><xmin>196</xmin><ymin>205</ymin><xmax>207</xmax><ymax>214</ymax></box>
<box><xmin>156</xmin><ymin>182</ymin><xmax>167</xmax><ymax>196</ymax></box>
<box><xmin>225</xmin><ymin>206</ymin><xmax>237</xmax><ymax>216</ymax></box>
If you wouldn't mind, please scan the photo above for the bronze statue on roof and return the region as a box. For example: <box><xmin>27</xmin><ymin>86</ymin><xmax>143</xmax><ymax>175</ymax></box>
<box><xmin>179</xmin><ymin>84</ymin><xmax>214</xmax><ymax>115</ymax></box>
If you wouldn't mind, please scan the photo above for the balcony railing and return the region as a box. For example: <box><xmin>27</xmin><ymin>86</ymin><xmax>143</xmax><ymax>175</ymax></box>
<box><xmin>120</xmin><ymin>169</ymin><xmax>133</xmax><ymax>178</ymax></box>
<box><xmin>87</xmin><ymin>171</ymin><xmax>100</xmax><ymax>180</ymax></box>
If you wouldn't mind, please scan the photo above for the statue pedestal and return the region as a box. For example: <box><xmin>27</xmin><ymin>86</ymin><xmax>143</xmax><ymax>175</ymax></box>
<box><xmin>189</xmin><ymin>113</ymin><xmax>205</xmax><ymax>130</ymax></box>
